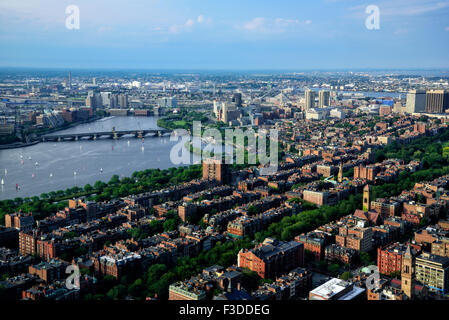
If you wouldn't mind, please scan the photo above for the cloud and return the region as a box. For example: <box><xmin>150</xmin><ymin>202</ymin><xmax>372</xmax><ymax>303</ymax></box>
<box><xmin>239</xmin><ymin>17</ymin><xmax>309</xmax><ymax>34</ymax></box>
<box><xmin>168</xmin><ymin>15</ymin><xmax>212</xmax><ymax>34</ymax></box>
<box><xmin>349</xmin><ymin>0</ymin><xmax>449</xmax><ymax>18</ymax></box>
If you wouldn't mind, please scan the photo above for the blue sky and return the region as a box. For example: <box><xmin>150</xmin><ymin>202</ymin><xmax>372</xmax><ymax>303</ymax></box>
<box><xmin>0</xmin><ymin>0</ymin><xmax>448</xmax><ymax>70</ymax></box>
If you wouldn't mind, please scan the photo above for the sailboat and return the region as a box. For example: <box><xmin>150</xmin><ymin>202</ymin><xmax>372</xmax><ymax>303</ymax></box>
<box><xmin>100</xmin><ymin>168</ymin><xmax>103</xmax><ymax>173</ymax></box>
<box><xmin>4</xmin><ymin>169</ymin><xmax>7</xmax><ymax>175</ymax></box>
<box><xmin>74</xmin><ymin>171</ymin><xmax>77</xmax><ymax>176</ymax></box>
<box><xmin>127</xmin><ymin>140</ymin><xmax>130</xmax><ymax>146</ymax></box>
<box><xmin>49</xmin><ymin>173</ymin><xmax>53</xmax><ymax>178</ymax></box>
<box><xmin>1</xmin><ymin>179</ymin><xmax>4</xmax><ymax>185</ymax></box>
<box><xmin>28</xmin><ymin>156</ymin><xmax>32</xmax><ymax>160</ymax></box>
<box><xmin>32</xmin><ymin>173</ymin><xmax>35</xmax><ymax>179</ymax></box>
<box><xmin>35</xmin><ymin>162</ymin><xmax>39</xmax><ymax>167</ymax></box>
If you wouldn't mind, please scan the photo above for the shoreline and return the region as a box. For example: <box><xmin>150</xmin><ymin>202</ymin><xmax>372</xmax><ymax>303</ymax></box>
<box><xmin>0</xmin><ymin>116</ymin><xmax>102</xmax><ymax>150</ymax></box>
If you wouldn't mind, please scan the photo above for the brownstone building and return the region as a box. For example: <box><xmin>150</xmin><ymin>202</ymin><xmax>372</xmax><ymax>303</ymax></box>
<box><xmin>238</xmin><ymin>238</ymin><xmax>304</xmax><ymax>279</ymax></box>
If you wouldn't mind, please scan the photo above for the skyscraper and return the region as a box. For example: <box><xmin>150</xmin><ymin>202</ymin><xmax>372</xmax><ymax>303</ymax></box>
<box><xmin>232</xmin><ymin>93</ymin><xmax>242</xmax><ymax>108</ymax></box>
<box><xmin>118</xmin><ymin>94</ymin><xmax>128</xmax><ymax>108</ymax></box>
<box><xmin>304</xmin><ymin>89</ymin><xmax>315</xmax><ymax>110</ymax></box>
<box><xmin>318</xmin><ymin>90</ymin><xmax>330</xmax><ymax>108</ymax></box>
<box><xmin>425</xmin><ymin>90</ymin><xmax>449</xmax><ymax>114</ymax></box>
<box><xmin>406</xmin><ymin>90</ymin><xmax>426</xmax><ymax>114</ymax></box>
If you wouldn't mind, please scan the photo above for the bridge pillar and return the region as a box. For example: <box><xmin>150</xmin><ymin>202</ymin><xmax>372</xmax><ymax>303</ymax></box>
<box><xmin>58</xmin><ymin>137</ymin><xmax>61</xmax><ymax>142</ymax></box>
<box><xmin>137</xmin><ymin>131</ymin><xmax>143</xmax><ymax>139</ymax></box>
<box><xmin>75</xmin><ymin>136</ymin><xmax>78</xmax><ymax>141</ymax></box>
<box><xmin>113</xmin><ymin>132</ymin><xmax>119</xmax><ymax>140</ymax></box>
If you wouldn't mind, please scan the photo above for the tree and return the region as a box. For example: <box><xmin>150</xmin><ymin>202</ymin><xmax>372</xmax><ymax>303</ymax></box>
<box><xmin>329</xmin><ymin>264</ymin><xmax>340</xmax><ymax>275</ymax></box>
<box><xmin>360</xmin><ymin>252</ymin><xmax>372</xmax><ymax>266</ymax></box>
<box><xmin>341</xmin><ymin>271</ymin><xmax>353</xmax><ymax>281</ymax></box>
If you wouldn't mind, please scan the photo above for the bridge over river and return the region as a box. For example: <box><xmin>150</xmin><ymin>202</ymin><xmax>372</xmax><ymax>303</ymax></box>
<box><xmin>41</xmin><ymin>128</ymin><xmax>172</xmax><ymax>142</ymax></box>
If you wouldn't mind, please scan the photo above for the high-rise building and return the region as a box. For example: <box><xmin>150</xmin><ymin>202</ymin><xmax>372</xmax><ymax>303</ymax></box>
<box><xmin>118</xmin><ymin>94</ymin><xmax>128</xmax><ymax>108</ymax></box>
<box><xmin>202</xmin><ymin>159</ymin><xmax>230</xmax><ymax>184</ymax></box>
<box><xmin>425</xmin><ymin>90</ymin><xmax>449</xmax><ymax>114</ymax></box>
<box><xmin>405</xmin><ymin>90</ymin><xmax>426</xmax><ymax>114</ymax></box>
<box><xmin>232</xmin><ymin>93</ymin><xmax>242</xmax><ymax>108</ymax></box>
<box><xmin>304</xmin><ymin>89</ymin><xmax>315</xmax><ymax>111</ymax></box>
<box><xmin>318</xmin><ymin>90</ymin><xmax>330</xmax><ymax>108</ymax></box>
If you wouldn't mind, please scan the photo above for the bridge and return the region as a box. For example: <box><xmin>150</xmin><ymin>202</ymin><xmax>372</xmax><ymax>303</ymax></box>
<box><xmin>40</xmin><ymin>128</ymin><xmax>172</xmax><ymax>142</ymax></box>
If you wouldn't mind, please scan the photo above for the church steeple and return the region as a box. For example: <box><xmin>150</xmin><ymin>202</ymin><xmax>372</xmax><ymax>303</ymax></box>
<box><xmin>401</xmin><ymin>245</ymin><xmax>415</xmax><ymax>299</ymax></box>
<box><xmin>363</xmin><ymin>184</ymin><xmax>370</xmax><ymax>212</ymax></box>
<box><xmin>337</xmin><ymin>162</ymin><xmax>343</xmax><ymax>183</ymax></box>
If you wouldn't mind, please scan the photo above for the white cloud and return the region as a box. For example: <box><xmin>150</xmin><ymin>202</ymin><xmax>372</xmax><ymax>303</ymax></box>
<box><xmin>168</xmin><ymin>15</ymin><xmax>212</xmax><ymax>34</ymax></box>
<box><xmin>239</xmin><ymin>17</ymin><xmax>309</xmax><ymax>34</ymax></box>
<box><xmin>349</xmin><ymin>0</ymin><xmax>449</xmax><ymax>18</ymax></box>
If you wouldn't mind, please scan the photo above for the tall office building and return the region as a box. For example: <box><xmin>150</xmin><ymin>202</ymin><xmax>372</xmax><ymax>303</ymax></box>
<box><xmin>318</xmin><ymin>90</ymin><xmax>330</xmax><ymax>108</ymax></box>
<box><xmin>304</xmin><ymin>89</ymin><xmax>315</xmax><ymax>111</ymax></box>
<box><xmin>232</xmin><ymin>93</ymin><xmax>243</xmax><ymax>108</ymax></box>
<box><xmin>425</xmin><ymin>90</ymin><xmax>449</xmax><ymax>114</ymax></box>
<box><xmin>118</xmin><ymin>94</ymin><xmax>129</xmax><ymax>108</ymax></box>
<box><xmin>406</xmin><ymin>90</ymin><xmax>426</xmax><ymax>114</ymax></box>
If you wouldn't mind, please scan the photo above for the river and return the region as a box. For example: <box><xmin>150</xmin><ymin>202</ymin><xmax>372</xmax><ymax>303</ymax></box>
<box><xmin>0</xmin><ymin>116</ymin><xmax>199</xmax><ymax>200</ymax></box>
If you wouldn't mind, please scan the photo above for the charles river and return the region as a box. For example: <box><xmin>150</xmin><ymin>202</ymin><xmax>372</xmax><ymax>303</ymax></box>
<box><xmin>0</xmin><ymin>116</ymin><xmax>199</xmax><ymax>200</ymax></box>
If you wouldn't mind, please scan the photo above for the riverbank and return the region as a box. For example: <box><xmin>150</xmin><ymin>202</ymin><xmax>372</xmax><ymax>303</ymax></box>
<box><xmin>0</xmin><ymin>140</ymin><xmax>40</xmax><ymax>150</ymax></box>
<box><xmin>0</xmin><ymin>116</ymin><xmax>102</xmax><ymax>150</ymax></box>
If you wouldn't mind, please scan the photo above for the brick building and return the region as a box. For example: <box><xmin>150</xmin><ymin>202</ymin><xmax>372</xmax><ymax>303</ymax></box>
<box><xmin>238</xmin><ymin>238</ymin><xmax>304</xmax><ymax>279</ymax></box>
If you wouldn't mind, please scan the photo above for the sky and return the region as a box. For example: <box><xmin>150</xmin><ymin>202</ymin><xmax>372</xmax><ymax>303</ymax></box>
<box><xmin>0</xmin><ymin>0</ymin><xmax>448</xmax><ymax>70</ymax></box>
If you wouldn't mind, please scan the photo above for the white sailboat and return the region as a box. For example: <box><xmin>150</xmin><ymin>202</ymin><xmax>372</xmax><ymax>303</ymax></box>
<box><xmin>35</xmin><ymin>162</ymin><xmax>39</xmax><ymax>167</ymax></box>
<box><xmin>49</xmin><ymin>173</ymin><xmax>53</xmax><ymax>178</ymax></box>
<box><xmin>4</xmin><ymin>169</ymin><xmax>7</xmax><ymax>175</ymax></box>
<box><xmin>74</xmin><ymin>171</ymin><xmax>77</xmax><ymax>176</ymax></box>
<box><xmin>1</xmin><ymin>179</ymin><xmax>4</xmax><ymax>185</ymax></box>
<box><xmin>100</xmin><ymin>168</ymin><xmax>103</xmax><ymax>173</ymax></box>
